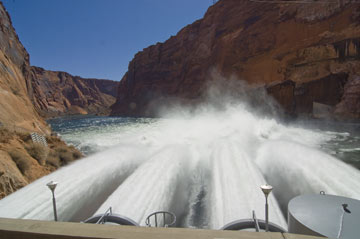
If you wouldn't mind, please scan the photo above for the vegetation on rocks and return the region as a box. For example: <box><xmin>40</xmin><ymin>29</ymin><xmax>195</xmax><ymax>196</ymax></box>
<box><xmin>0</xmin><ymin>126</ymin><xmax>83</xmax><ymax>199</ymax></box>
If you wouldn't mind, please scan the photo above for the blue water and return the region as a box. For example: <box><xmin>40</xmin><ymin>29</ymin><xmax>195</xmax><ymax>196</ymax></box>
<box><xmin>295</xmin><ymin>119</ymin><xmax>360</xmax><ymax>169</ymax></box>
<box><xmin>48</xmin><ymin>115</ymin><xmax>156</xmax><ymax>155</ymax></box>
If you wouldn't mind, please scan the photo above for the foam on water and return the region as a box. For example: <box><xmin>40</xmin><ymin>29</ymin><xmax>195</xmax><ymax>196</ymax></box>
<box><xmin>1</xmin><ymin>104</ymin><xmax>359</xmax><ymax>230</ymax></box>
<box><xmin>0</xmin><ymin>146</ymin><xmax>147</xmax><ymax>221</ymax></box>
<box><xmin>255</xmin><ymin>141</ymin><xmax>360</xmax><ymax>213</ymax></box>
<box><xmin>209</xmin><ymin>140</ymin><xmax>287</xmax><ymax>229</ymax></box>
<box><xmin>96</xmin><ymin>145</ymin><xmax>191</xmax><ymax>226</ymax></box>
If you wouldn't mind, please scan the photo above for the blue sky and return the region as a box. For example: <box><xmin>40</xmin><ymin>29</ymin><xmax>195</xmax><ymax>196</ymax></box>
<box><xmin>3</xmin><ymin>0</ymin><xmax>213</xmax><ymax>81</ymax></box>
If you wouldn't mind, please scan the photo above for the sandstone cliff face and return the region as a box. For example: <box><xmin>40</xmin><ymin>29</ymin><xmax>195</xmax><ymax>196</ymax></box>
<box><xmin>0</xmin><ymin>2</ymin><xmax>56</xmax><ymax>198</ymax></box>
<box><xmin>111</xmin><ymin>0</ymin><xmax>360</xmax><ymax>120</ymax></box>
<box><xmin>0</xmin><ymin>1</ymin><xmax>118</xmax><ymax>123</ymax></box>
<box><xmin>0</xmin><ymin>2</ymin><xmax>113</xmax><ymax>198</ymax></box>
<box><xmin>28</xmin><ymin>66</ymin><xmax>118</xmax><ymax>118</ymax></box>
<box><xmin>0</xmin><ymin>2</ymin><xmax>48</xmax><ymax>133</ymax></box>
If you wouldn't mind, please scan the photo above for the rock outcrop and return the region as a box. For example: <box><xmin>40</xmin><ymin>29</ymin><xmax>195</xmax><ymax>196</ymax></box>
<box><xmin>28</xmin><ymin>66</ymin><xmax>118</xmax><ymax>118</ymax></box>
<box><xmin>334</xmin><ymin>75</ymin><xmax>360</xmax><ymax>119</ymax></box>
<box><xmin>111</xmin><ymin>0</ymin><xmax>360</xmax><ymax>120</ymax></box>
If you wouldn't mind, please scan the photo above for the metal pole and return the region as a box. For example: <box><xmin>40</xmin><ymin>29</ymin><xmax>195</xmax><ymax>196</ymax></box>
<box><xmin>47</xmin><ymin>181</ymin><xmax>58</xmax><ymax>222</ymax></box>
<box><xmin>265</xmin><ymin>196</ymin><xmax>269</xmax><ymax>232</ymax></box>
<box><xmin>51</xmin><ymin>190</ymin><xmax>58</xmax><ymax>221</ymax></box>
<box><xmin>260</xmin><ymin>184</ymin><xmax>272</xmax><ymax>232</ymax></box>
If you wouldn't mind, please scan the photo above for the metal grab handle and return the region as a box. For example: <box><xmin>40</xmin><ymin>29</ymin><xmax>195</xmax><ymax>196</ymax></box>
<box><xmin>252</xmin><ymin>210</ymin><xmax>260</xmax><ymax>232</ymax></box>
<box><xmin>145</xmin><ymin>211</ymin><xmax>176</xmax><ymax>227</ymax></box>
<box><xmin>96</xmin><ymin>207</ymin><xmax>112</xmax><ymax>224</ymax></box>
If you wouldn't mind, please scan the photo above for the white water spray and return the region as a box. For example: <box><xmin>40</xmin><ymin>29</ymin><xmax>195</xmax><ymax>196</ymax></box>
<box><xmin>1</xmin><ymin>103</ymin><xmax>359</xmax><ymax>230</ymax></box>
<box><xmin>210</xmin><ymin>140</ymin><xmax>287</xmax><ymax>229</ymax></box>
<box><xmin>0</xmin><ymin>145</ymin><xmax>148</xmax><ymax>221</ymax></box>
<box><xmin>95</xmin><ymin>145</ymin><xmax>191</xmax><ymax>226</ymax></box>
<box><xmin>255</xmin><ymin>140</ymin><xmax>360</xmax><ymax>211</ymax></box>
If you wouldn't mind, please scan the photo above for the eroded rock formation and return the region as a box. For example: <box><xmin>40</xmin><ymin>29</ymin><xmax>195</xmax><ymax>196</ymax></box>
<box><xmin>111</xmin><ymin>0</ymin><xmax>360</xmax><ymax>120</ymax></box>
<box><xmin>28</xmin><ymin>66</ymin><xmax>118</xmax><ymax>118</ymax></box>
<box><xmin>0</xmin><ymin>0</ymin><xmax>118</xmax><ymax>125</ymax></box>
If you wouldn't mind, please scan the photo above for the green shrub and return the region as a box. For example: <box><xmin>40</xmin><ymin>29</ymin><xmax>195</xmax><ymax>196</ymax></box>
<box><xmin>46</xmin><ymin>136</ymin><xmax>62</xmax><ymax>146</ymax></box>
<box><xmin>59</xmin><ymin>152</ymin><xmax>73</xmax><ymax>165</ymax></box>
<box><xmin>46</xmin><ymin>152</ymin><xmax>60</xmax><ymax>168</ymax></box>
<box><xmin>9</xmin><ymin>150</ymin><xmax>30</xmax><ymax>174</ymax></box>
<box><xmin>25</xmin><ymin>143</ymin><xmax>48</xmax><ymax>166</ymax></box>
<box><xmin>55</xmin><ymin>146</ymin><xmax>74</xmax><ymax>165</ymax></box>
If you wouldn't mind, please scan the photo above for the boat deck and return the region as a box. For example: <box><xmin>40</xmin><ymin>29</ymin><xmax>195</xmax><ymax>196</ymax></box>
<box><xmin>0</xmin><ymin>218</ymin><xmax>320</xmax><ymax>239</ymax></box>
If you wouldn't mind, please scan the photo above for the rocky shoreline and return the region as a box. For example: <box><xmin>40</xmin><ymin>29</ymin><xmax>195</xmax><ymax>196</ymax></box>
<box><xmin>0</xmin><ymin>125</ymin><xmax>82</xmax><ymax>199</ymax></box>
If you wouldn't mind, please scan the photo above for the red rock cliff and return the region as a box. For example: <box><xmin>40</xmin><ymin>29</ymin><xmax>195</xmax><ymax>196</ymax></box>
<box><xmin>28</xmin><ymin>66</ymin><xmax>118</xmax><ymax>118</ymax></box>
<box><xmin>0</xmin><ymin>2</ymin><xmax>118</xmax><ymax>127</ymax></box>
<box><xmin>0</xmin><ymin>2</ymin><xmax>48</xmax><ymax>132</ymax></box>
<box><xmin>111</xmin><ymin>0</ymin><xmax>360</xmax><ymax>120</ymax></box>
<box><xmin>0</xmin><ymin>2</ymin><xmax>117</xmax><ymax>198</ymax></box>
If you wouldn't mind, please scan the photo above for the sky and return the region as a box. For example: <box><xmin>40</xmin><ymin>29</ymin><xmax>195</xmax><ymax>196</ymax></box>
<box><xmin>2</xmin><ymin>0</ymin><xmax>213</xmax><ymax>81</ymax></box>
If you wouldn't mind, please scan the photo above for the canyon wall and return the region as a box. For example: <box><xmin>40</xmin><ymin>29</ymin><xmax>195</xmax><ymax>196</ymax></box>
<box><xmin>0</xmin><ymin>2</ymin><xmax>117</xmax><ymax>198</ymax></box>
<box><xmin>111</xmin><ymin>0</ymin><xmax>360</xmax><ymax>120</ymax></box>
<box><xmin>0</xmin><ymin>1</ymin><xmax>118</xmax><ymax>128</ymax></box>
<box><xmin>28</xmin><ymin>66</ymin><xmax>118</xmax><ymax>118</ymax></box>
<box><xmin>0</xmin><ymin>2</ymin><xmax>48</xmax><ymax>133</ymax></box>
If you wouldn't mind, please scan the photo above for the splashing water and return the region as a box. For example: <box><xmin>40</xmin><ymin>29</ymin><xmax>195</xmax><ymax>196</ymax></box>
<box><xmin>255</xmin><ymin>141</ymin><xmax>360</xmax><ymax>214</ymax></box>
<box><xmin>0</xmin><ymin>146</ymin><xmax>146</xmax><ymax>222</ymax></box>
<box><xmin>95</xmin><ymin>145</ymin><xmax>192</xmax><ymax>226</ymax></box>
<box><xmin>209</xmin><ymin>140</ymin><xmax>286</xmax><ymax>229</ymax></box>
<box><xmin>1</xmin><ymin>104</ymin><xmax>360</xmax><ymax>230</ymax></box>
